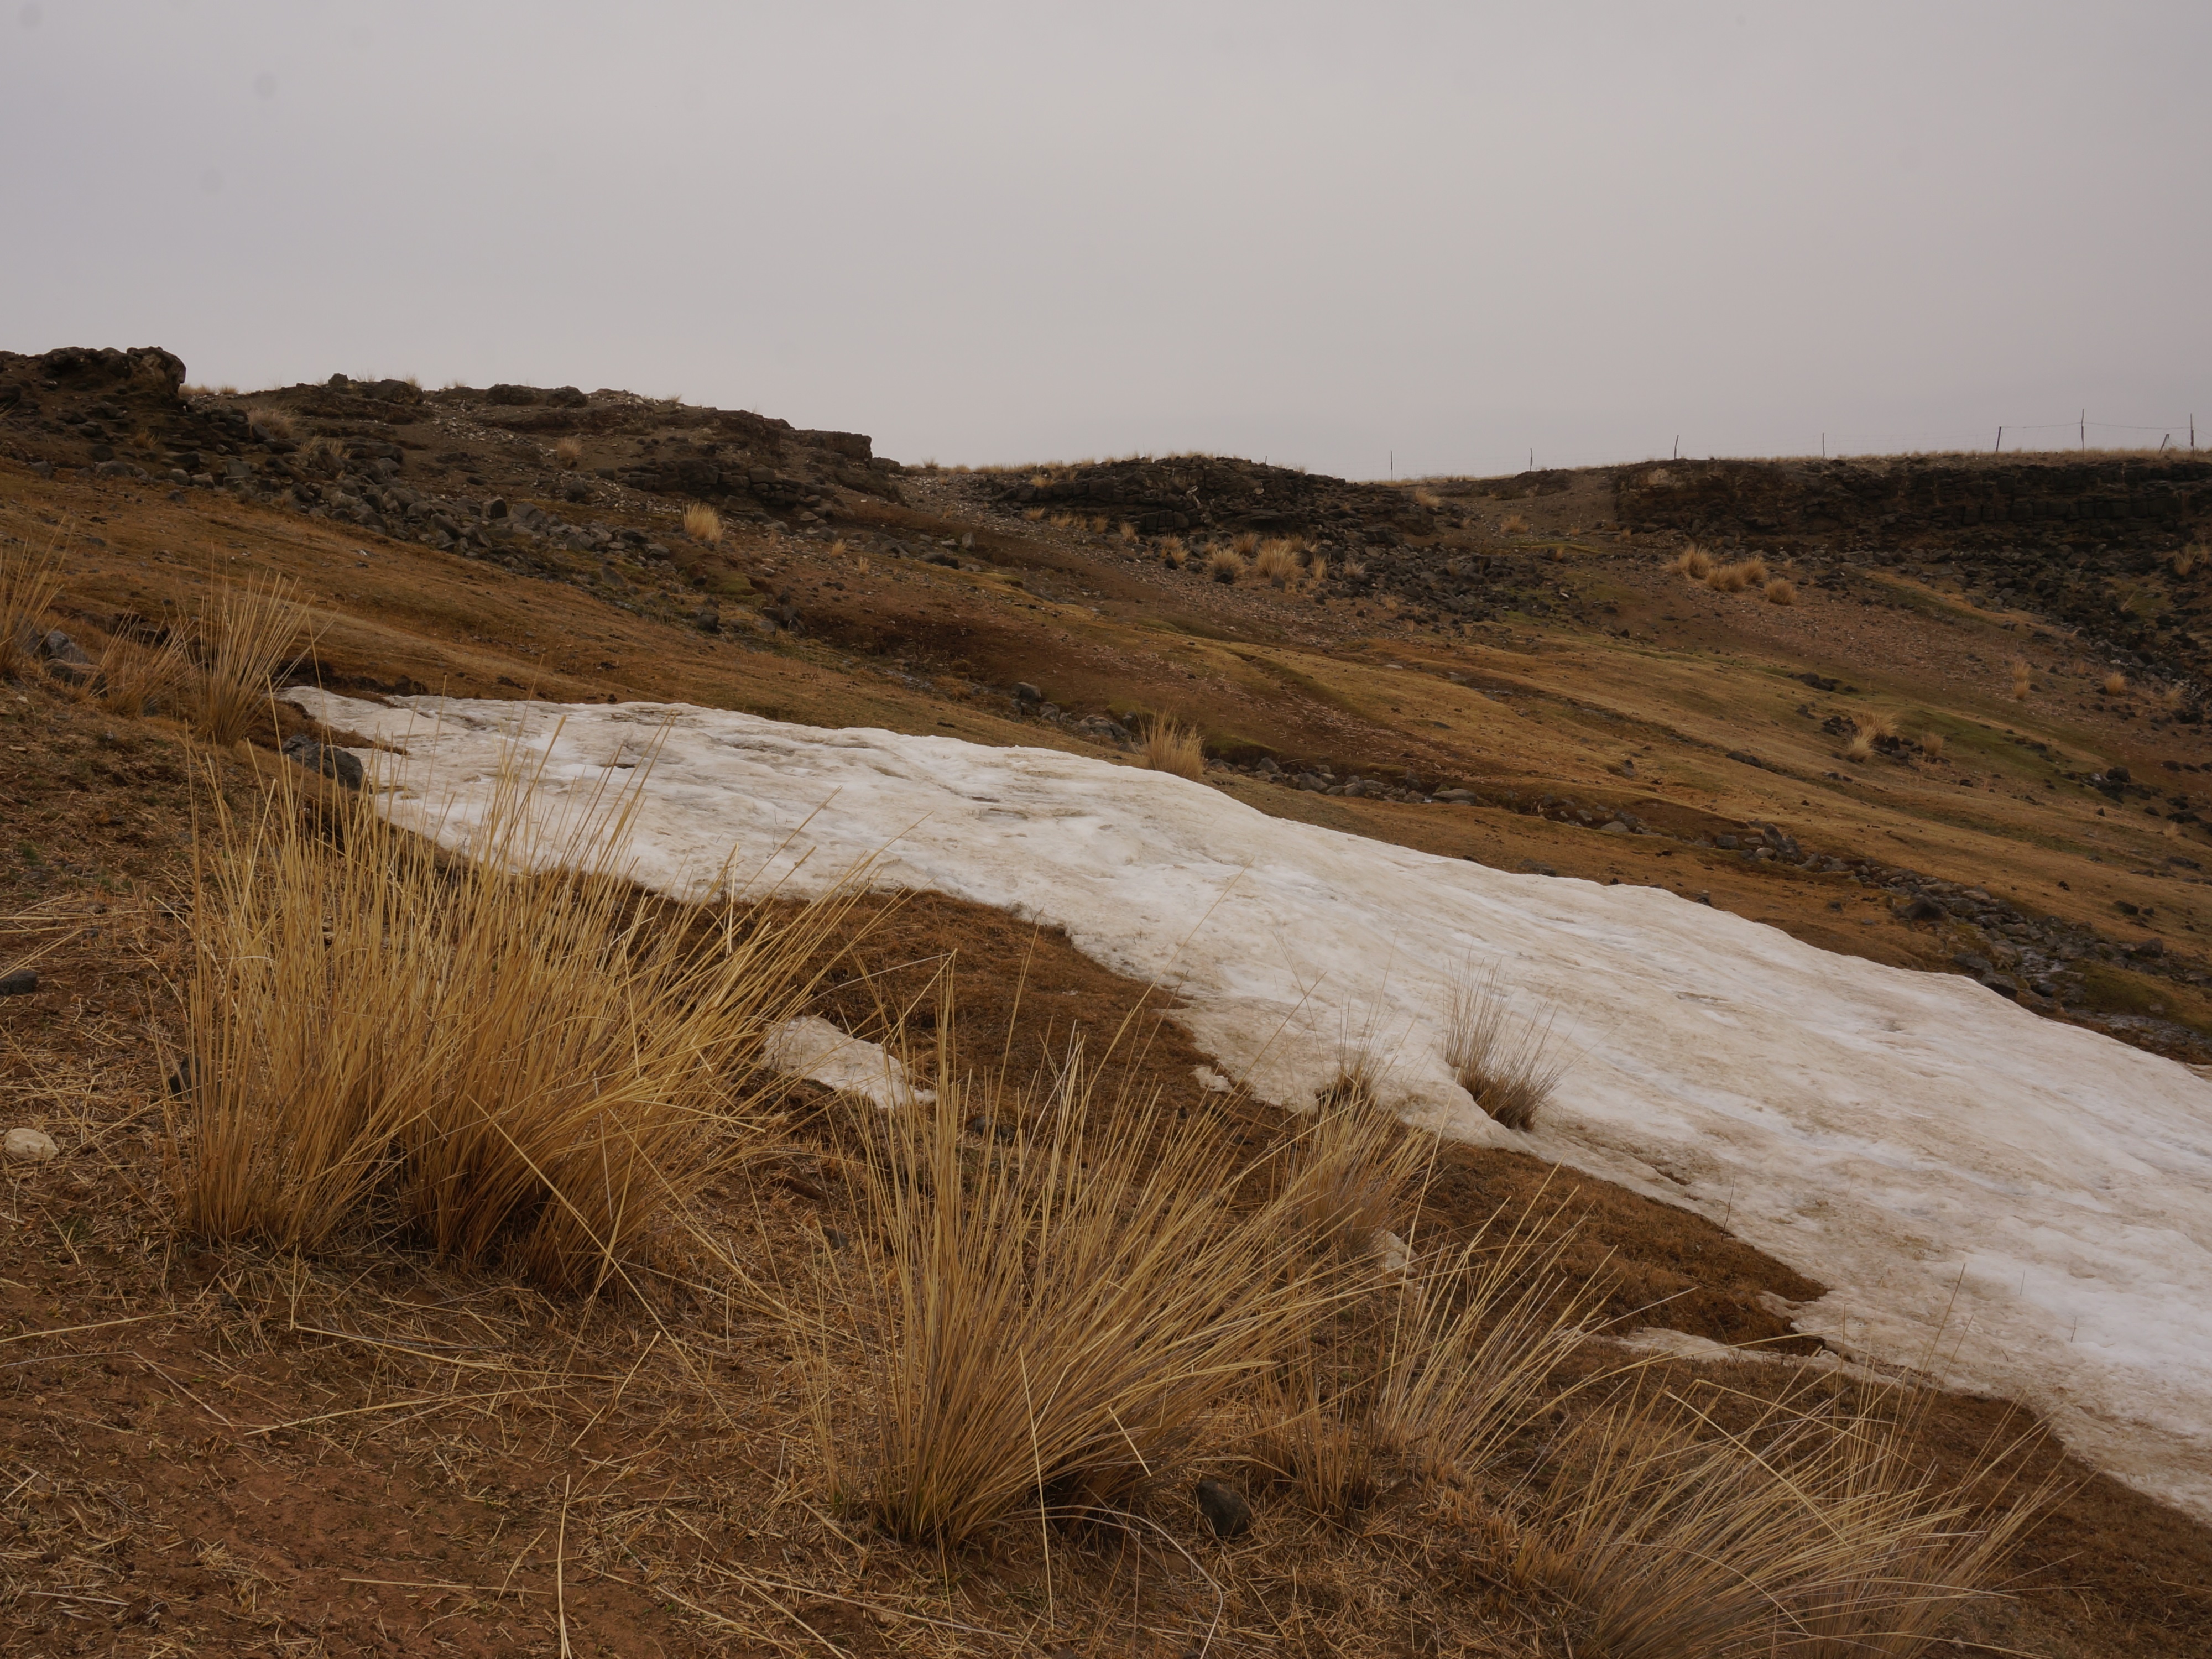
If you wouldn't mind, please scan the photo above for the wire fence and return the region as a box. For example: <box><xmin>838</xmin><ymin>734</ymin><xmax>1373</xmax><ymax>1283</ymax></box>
<box><xmin>1804</xmin><ymin>413</ymin><xmax>2201</xmax><ymax>459</ymax></box>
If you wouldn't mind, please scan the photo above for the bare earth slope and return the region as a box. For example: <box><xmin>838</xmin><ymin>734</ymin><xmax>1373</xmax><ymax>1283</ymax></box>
<box><xmin>3</xmin><ymin>347</ymin><xmax>2211</xmax><ymax>1655</ymax></box>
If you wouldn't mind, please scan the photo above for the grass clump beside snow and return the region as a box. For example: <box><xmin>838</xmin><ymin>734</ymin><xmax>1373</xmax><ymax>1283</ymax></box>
<box><xmin>1141</xmin><ymin>715</ymin><xmax>1207</xmax><ymax>780</ymax></box>
<box><xmin>1445</xmin><ymin>962</ymin><xmax>1572</xmax><ymax>1130</ymax></box>
<box><xmin>804</xmin><ymin>1027</ymin><xmax>1348</xmax><ymax>1545</ymax></box>
<box><xmin>170</xmin><ymin>754</ymin><xmax>854</xmax><ymax>1290</ymax></box>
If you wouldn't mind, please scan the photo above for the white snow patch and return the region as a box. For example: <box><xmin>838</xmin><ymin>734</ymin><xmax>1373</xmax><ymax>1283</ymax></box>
<box><xmin>285</xmin><ymin>690</ymin><xmax>2212</xmax><ymax>1521</ymax></box>
<box><xmin>763</xmin><ymin>1015</ymin><xmax>930</xmax><ymax>1110</ymax></box>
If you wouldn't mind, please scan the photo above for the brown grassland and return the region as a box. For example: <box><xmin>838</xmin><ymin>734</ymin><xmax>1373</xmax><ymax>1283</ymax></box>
<box><xmin>3</xmin><ymin>435</ymin><xmax>2212</xmax><ymax>1656</ymax></box>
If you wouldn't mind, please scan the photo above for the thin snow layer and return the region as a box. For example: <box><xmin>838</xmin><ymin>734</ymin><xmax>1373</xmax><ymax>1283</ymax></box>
<box><xmin>288</xmin><ymin>690</ymin><xmax>2212</xmax><ymax>1520</ymax></box>
<box><xmin>764</xmin><ymin>1016</ymin><xmax>929</xmax><ymax>1110</ymax></box>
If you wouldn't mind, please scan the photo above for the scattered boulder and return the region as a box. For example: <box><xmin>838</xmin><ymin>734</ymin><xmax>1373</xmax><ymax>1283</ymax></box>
<box><xmin>280</xmin><ymin>733</ymin><xmax>366</xmax><ymax>790</ymax></box>
<box><xmin>1013</xmin><ymin>682</ymin><xmax>1044</xmax><ymax>705</ymax></box>
<box><xmin>1194</xmin><ymin>1478</ymin><xmax>1252</xmax><ymax>1538</ymax></box>
<box><xmin>4</xmin><ymin>1127</ymin><xmax>57</xmax><ymax>1162</ymax></box>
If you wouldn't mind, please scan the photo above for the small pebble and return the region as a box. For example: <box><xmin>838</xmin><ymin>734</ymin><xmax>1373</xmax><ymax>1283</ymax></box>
<box><xmin>4</xmin><ymin>1128</ymin><xmax>58</xmax><ymax>1162</ymax></box>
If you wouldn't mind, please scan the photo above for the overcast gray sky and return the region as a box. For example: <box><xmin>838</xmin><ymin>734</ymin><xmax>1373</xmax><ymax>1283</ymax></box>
<box><xmin>6</xmin><ymin>2</ymin><xmax>2204</xmax><ymax>478</ymax></box>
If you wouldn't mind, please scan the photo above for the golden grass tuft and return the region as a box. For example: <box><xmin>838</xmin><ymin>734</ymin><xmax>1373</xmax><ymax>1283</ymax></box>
<box><xmin>683</xmin><ymin>502</ymin><xmax>724</xmax><ymax>545</ymax></box>
<box><xmin>247</xmin><ymin>405</ymin><xmax>296</xmax><ymax>444</ymax></box>
<box><xmin>1118</xmin><ymin>519</ymin><xmax>1137</xmax><ymax>542</ymax></box>
<box><xmin>0</xmin><ymin>527</ymin><xmax>67</xmax><ymax>680</ymax></box>
<box><xmin>1022</xmin><ymin>505</ymin><xmax>1046</xmax><ymax>521</ymax></box>
<box><xmin>1412</xmin><ymin>487</ymin><xmax>1446</xmax><ymax>510</ymax></box>
<box><xmin>1671</xmin><ymin>545</ymin><xmax>1713</xmax><ymax>580</ymax></box>
<box><xmin>2102</xmin><ymin>670</ymin><xmax>2128</xmax><ymax>696</ymax></box>
<box><xmin>1230</xmin><ymin>530</ymin><xmax>1261</xmax><ymax>556</ymax></box>
<box><xmin>1919</xmin><ymin>731</ymin><xmax>1947</xmax><ymax>760</ymax></box>
<box><xmin>554</xmin><ymin>435</ymin><xmax>584</xmax><ymax>469</ymax></box>
<box><xmin>1501</xmin><ymin>513</ymin><xmax>1531</xmax><ymax>535</ymax></box>
<box><xmin>1764</xmin><ymin>577</ymin><xmax>1797</xmax><ymax>606</ymax></box>
<box><xmin>1089</xmin><ymin>515</ymin><xmax>1109</xmax><ymax>534</ymax></box>
<box><xmin>2174</xmin><ymin>544</ymin><xmax>2202</xmax><ymax>578</ymax></box>
<box><xmin>1530</xmin><ymin>1381</ymin><xmax>2049</xmax><ymax>1659</ymax></box>
<box><xmin>2008</xmin><ymin>659</ymin><xmax>2033</xmax><ymax>700</ymax></box>
<box><xmin>180</xmin><ymin>575</ymin><xmax>310</xmax><ymax>747</ymax></box>
<box><xmin>1141</xmin><ymin>716</ymin><xmax>1207</xmax><ymax>780</ymax></box>
<box><xmin>1253</xmin><ymin>539</ymin><xmax>1303</xmax><ymax>587</ymax></box>
<box><xmin>1207</xmin><ymin>547</ymin><xmax>1246</xmax><ymax>584</ymax></box>
<box><xmin>810</xmin><ymin>1031</ymin><xmax>1343</xmax><ymax>1545</ymax></box>
<box><xmin>1707</xmin><ymin>560</ymin><xmax>1764</xmax><ymax>593</ymax></box>
<box><xmin>1444</xmin><ymin>963</ymin><xmax>1571</xmax><ymax>1131</ymax></box>
<box><xmin>172</xmin><ymin>757</ymin><xmax>849</xmax><ymax>1288</ymax></box>
<box><xmin>96</xmin><ymin>629</ymin><xmax>194</xmax><ymax>718</ymax></box>
<box><xmin>299</xmin><ymin>434</ymin><xmax>347</xmax><ymax>475</ymax></box>
<box><xmin>1157</xmin><ymin>534</ymin><xmax>1186</xmax><ymax>567</ymax></box>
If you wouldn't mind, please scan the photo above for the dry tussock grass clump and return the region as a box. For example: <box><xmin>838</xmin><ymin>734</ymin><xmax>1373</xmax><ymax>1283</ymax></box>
<box><xmin>1141</xmin><ymin>716</ymin><xmax>1206</xmax><ymax>780</ymax></box>
<box><xmin>2008</xmin><ymin>658</ymin><xmax>2033</xmax><ymax>700</ymax></box>
<box><xmin>96</xmin><ymin>628</ymin><xmax>194</xmax><ymax>718</ymax></box>
<box><xmin>554</xmin><ymin>435</ymin><xmax>584</xmax><ymax>469</ymax></box>
<box><xmin>1118</xmin><ymin>519</ymin><xmax>1137</xmax><ymax>542</ymax></box>
<box><xmin>1670</xmin><ymin>545</ymin><xmax>1713</xmax><ymax>580</ymax></box>
<box><xmin>173</xmin><ymin>759</ymin><xmax>851</xmax><ymax>1288</ymax></box>
<box><xmin>1844</xmin><ymin>712</ymin><xmax>1897</xmax><ymax>762</ymax></box>
<box><xmin>1230</xmin><ymin>530</ymin><xmax>1261</xmax><ymax>557</ymax></box>
<box><xmin>1764</xmin><ymin>577</ymin><xmax>1797</xmax><ymax>606</ymax></box>
<box><xmin>1501</xmin><ymin>513</ymin><xmax>1531</xmax><ymax>535</ymax></box>
<box><xmin>1022</xmin><ymin>505</ymin><xmax>1047</xmax><ymax>521</ymax></box>
<box><xmin>807</xmin><ymin>1036</ymin><xmax>1344</xmax><ymax>1545</ymax></box>
<box><xmin>299</xmin><ymin>433</ymin><xmax>348</xmax><ymax>475</ymax></box>
<box><xmin>1445</xmin><ymin>963</ymin><xmax>1571</xmax><ymax>1131</ymax></box>
<box><xmin>1157</xmin><ymin>534</ymin><xmax>1187</xmax><ymax>567</ymax></box>
<box><xmin>2174</xmin><ymin>544</ymin><xmax>2203</xmax><ymax>577</ymax></box>
<box><xmin>1706</xmin><ymin>557</ymin><xmax>1767</xmax><ymax>593</ymax></box>
<box><xmin>1919</xmin><ymin>730</ymin><xmax>1947</xmax><ymax>760</ymax></box>
<box><xmin>1412</xmin><ymin>487</ymin><xmax>1446</xmax><ymax>509</ymax></box>
<box><xmin>247</xmin><ymin>405</ymin><xmax>297</xmax><ymax>444</ymax></box>
<box><xmin>1207</xmin><ymin>546</ymin><xmax>1246</xmax><ymax>584</ymax></box>
<box><xmin>1253</xmin><ymin>539</ymin><xmax>1303</xmax><ymax>586</ymax></box>
<box><xmin>1527</xmin><ymin>1380</ymin><xmax>2048</xmax><ymax>1659</ymax></box>
<box><xmin>180</xmin><ymin>575</ymin><xmax>311</xmax><ymax>746</ymax></box>
<box><xmin>683</xmin><ymin>502</ymin><xmax>723</xmax><ymax>545</ymax></box>
<box><xmin>0</xmin><ymin>527</ymin><xmax>66</xmax><ymax>680</ymax></box>
<box><xmin>2102</xmin><ymin>670</ymin><xmax>2128</xmax><ymax>696</ymax></box>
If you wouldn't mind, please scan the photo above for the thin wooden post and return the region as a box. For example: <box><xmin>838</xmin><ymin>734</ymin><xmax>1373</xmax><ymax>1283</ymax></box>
<box><xmin>1994</xmin><ymin>426</ymin><xmax>2003</xmax><ymax>455</ymax></box>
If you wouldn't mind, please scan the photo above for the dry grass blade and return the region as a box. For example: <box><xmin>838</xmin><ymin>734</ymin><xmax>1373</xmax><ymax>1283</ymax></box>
<box><xmin>1444</xmin><ymin>962</ymin><xmax>1572</xmax><ymax>1131</ymax></box>
<box><xmin>813</xmin><ymin>1026</ymin><xmax>1344</xmax><ymax>1546</ymax></box>
<box><xmin>96</xmin><ymin>629</ymin><xmax>194</xmax><ymax>718</ymax></box>
<box><xmin>1367</xmin><ymin>1204</ymin><xmax>1605</xmax><ymax>1481</ymax></box>
<box><xmin>171</xmin><ymin>747</ymin><xmax>859</xmax><ymax>1288</ymax></box>
<box><xmin>1141</xmin><ymin>717</ymin><xmax>1206</xmax><ymax>781</ymax></box>
<box><xmin>182</xmin><ymin>573</ymin><xmax>310</xmax><ymax>746</ymax></box>
<box><xmin>1251</xmin><ymin>1339</ymin><xmax>1383</xmax><ymax>1522</ymax></box>
<box><xmin>0</xmin><ymin>528</ymin><xmax>67</xmax><ymax>680</ymax></box>
<box><xmin>1276</xmin><ymin>1063</ymin><xmax>1427</xmax><ymax>1261</ymax></box>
